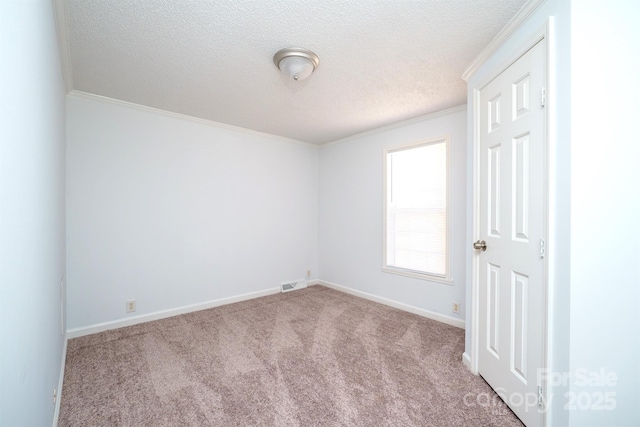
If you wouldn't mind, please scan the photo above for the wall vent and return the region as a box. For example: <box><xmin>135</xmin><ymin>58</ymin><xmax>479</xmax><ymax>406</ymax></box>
<box><xmin>280</xmin><ymin>279</ymin><xmax>307</xmax><ymax>293</ymax></box>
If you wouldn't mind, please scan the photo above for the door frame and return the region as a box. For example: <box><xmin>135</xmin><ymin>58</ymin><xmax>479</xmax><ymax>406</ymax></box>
<box><xmin>469</xmin><ymin>20</ymin><xmax>554</xmax><ymax>423</ymax></box>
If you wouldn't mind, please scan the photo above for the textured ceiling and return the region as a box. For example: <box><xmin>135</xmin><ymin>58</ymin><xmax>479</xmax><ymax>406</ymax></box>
<box><xmin>65</xmin><ymin>0</ymin><xmax>528</xmax><ymax>144</ymax></box>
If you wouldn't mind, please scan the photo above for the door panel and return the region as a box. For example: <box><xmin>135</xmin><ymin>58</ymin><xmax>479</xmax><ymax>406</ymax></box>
<box><xmin>477</xmin><ymin>40</ymin><xmax>546</xmax><ymax>427</ymax></box>
<box><xmin>487</xmin><ymin>263</ymin><xmax>501</xmax><ymax>358</ymax></box>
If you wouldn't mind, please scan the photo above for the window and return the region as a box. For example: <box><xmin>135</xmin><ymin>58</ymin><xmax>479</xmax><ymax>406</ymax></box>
<box><xmin>383</xmin><ymin>137</ymin><xmax>450</xmax><ymax>281</ymax></box>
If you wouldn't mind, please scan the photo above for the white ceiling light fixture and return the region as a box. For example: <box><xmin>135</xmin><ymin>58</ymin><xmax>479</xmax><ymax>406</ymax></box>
<box><xmin>273</xmin><ymin>48</ymin><xmax>320</xmax><ymax>81</ymax></box>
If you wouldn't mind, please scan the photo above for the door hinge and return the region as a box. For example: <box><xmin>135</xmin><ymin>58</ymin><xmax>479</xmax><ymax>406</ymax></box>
<box><xmin>539</xmin><ymin>238</ymin><xmax>546</xmax><ymax>259</ymax></box>
<box><xmin>540</xmin><ymin>88</ymin><xmax>546</xmax><ymax>108</ymax></box>
<box><xmin>538</xmin><ymin>385</ymin><xmax>544</xmax><ymax>406</ymax></box>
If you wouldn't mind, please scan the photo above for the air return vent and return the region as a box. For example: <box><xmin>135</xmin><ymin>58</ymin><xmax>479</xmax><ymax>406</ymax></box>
<box><xmin>280</xmin><ymin>279</ymin><xmax>307</xmax><ymax>293</ymax></box>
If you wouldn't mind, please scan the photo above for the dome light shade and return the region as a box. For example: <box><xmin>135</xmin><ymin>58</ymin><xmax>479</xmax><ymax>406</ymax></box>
<box><xmin>273</xmin><ymin>48</ymin><xmax>319</xmax><ymax>81</ymax></box>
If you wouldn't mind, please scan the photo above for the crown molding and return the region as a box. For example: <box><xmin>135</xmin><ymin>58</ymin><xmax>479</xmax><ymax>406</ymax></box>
<box><xmin>462</xmin><ymin>0</ymin><xmax>545</xmax><ymax>81</ymax></box>
<box><xmin>70</xmin><ymin>89</ymin><xmax>465</xmax><ymax>148</ymax></box>
<box><xmin>52</xmin><ymin>0</ymin><xmax>72</xmax><ymax>93</ymax></box>
<box><xmin>323</xmin><ymin>104</ymin><xmax>467</xmax><ymax>147</ymax></box>
<box><xmin>68</xmin><ymin>91</ymin><xmax>317</xmax><ymax>147</ymax></box>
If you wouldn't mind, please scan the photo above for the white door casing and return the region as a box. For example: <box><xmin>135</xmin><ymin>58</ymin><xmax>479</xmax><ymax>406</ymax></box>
<box><xmin>475</xmin><ymin>39</ymin><xmax>547</xmax><ymax>427</ymax></box>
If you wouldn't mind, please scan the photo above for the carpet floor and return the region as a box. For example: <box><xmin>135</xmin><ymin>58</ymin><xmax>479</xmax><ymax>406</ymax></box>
<box><xmin>59</xmin><ymin>285</ymin><xmax>522</xmax><ymax>426</ymax></box>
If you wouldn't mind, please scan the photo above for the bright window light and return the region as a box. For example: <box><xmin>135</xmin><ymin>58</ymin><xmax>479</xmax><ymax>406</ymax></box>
<box><xmin>384</xmin><ymin>138</ymin><xmax>449</xmax><ymax>280</ymax></box>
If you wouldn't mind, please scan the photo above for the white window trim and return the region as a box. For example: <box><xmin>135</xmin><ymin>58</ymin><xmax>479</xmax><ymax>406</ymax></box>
<box><xmin>382</xmin><ymin>135</ymin><xmax>452</xmax><ymax>285</ymax></box>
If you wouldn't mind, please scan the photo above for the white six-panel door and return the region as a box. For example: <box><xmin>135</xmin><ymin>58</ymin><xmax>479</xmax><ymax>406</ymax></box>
<box><xmin>477</xmin><ymin>40</ymin><xmax>546</xmax><ymax>427</ymax></box>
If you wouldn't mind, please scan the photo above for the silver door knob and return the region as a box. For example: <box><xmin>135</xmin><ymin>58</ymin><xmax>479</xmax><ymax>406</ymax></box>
<box><xmin>473</xmin><ymin>240</ymin><xmax>487</xmax><ymax>251</ymax></box>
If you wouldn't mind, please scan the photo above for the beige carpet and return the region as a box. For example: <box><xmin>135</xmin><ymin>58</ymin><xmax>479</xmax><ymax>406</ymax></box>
<box><xmin>59</xmin><ymin>285</ymin><xmax>522</xmax><ymax>426</ymax></box>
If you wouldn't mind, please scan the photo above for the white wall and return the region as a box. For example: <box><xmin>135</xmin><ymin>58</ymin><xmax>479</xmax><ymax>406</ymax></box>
<box><xmin>318</xmin><ymin>107</ymin><xmax>467</xmax><ymax>324</ymax></box>
<box><xmin>66</xmin><ymin>94</ymin><xmax>318</xmax><ymax>330</ymax></box>
<box><xmin>0</xmin><ymin>1</ymin><xmax>67</xmax><ymax>425</ymax></box>
<box><xmin>570</xmin><ymin>1</ymin><xmax>640</xmax><ymax>425</ymax></box>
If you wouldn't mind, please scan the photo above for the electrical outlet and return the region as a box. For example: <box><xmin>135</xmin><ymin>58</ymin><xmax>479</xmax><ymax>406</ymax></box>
<box><xmin>126</xmin><ymin>300</ymin><xmax>136</xmax><ymax>313</ymax></box>
<box><xmin>53</xmin><ymin>387</ymin><xmax>57</xmax><ymax>404</ymax></box>
<box><xmin>452</xmin><ymin>302</ymin><xmax>460</xmax><ymax>314</ymax></box>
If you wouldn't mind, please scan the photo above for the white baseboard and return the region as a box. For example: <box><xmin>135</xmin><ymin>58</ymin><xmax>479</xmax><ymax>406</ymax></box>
<box><xmin>52</xmin><ymin>335</ymin><xmax>67</xmax><ymax>426</ymax></box>
<box><xmin>462</xmin><ymin>352</ymin><xmax>473</xmax><ymax>372</ymax></box>
<box><xmin>66</xmin><ymin>287</ymin><xmax>280</xmax><ymax>338</ymax></box>
<box><xmin>317</xmin><ymin>280</ymin><xmax>465</xmax><ymax>329</ymax></box>
<box><xmin>66</xmin><ymin>280</ymin><xmax>464</xmax><ymax>338</ymax></box>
